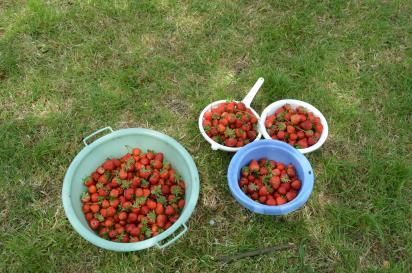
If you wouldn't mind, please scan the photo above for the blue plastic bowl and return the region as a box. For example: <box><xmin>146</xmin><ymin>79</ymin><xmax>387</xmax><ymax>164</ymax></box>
<box><xmin>227</xmin><ymin>140</ymin><xmax>314</xmax><ymax>215</ymax></box>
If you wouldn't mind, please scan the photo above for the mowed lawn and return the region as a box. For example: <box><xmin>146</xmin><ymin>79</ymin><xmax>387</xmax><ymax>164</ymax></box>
<box><xmin>0</xmin><ymin>0</ymin><xmax>411</xmax><ymax>272</ymax></box>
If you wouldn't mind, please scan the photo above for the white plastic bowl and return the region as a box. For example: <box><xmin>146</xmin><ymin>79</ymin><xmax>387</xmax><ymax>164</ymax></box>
<box><xmin>259</xmin><ymin>99</ymin><xmax>329</xmax><ymax>154</ymax></box>
<box><xmin>198</xmin><ymin>78</ymin><xmax>264</xmax><ymax>152</ymax></box>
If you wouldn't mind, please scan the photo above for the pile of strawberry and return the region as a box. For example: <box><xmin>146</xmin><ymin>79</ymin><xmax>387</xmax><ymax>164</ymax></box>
<box><xmin>81</xmin><ymin>148</ymin><xmax>185</xmax><ymax>243</ymax></box>
<box><xmin>264</xmin><ymin>104</ymin><xmax>323</xmax><ymax>149</ymax></box>
<box><xmin>239</xmin><ymin>159</ymin><xmax>301</xmax><ymax>206</ymax></box>
<box><xmin>203</xmin><ymin>101</ymin><xmax>259</xmax><ymax>147</ymax></box>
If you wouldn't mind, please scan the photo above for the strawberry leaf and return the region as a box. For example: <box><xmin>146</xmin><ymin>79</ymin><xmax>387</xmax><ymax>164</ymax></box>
<box><xmin>147</xmin><ymin>211</ymin><xmax>156</xmax><ymax>222</ymax></box>
<box><xmin>145</xmin><ymin>229</ymin><xmax>152</xmax><ymax>238</ymax></box>
<box><xmin>174</xmin><ymin>173</ymin><xmax>182</xmax><ymax>183</ymax></box>
<box><xmin>95</xmin><ymin>213</ymin><xmax>104</xmax><ymax>222</ymax></box>
<box><xmin>81</xmin><ymin>192</ymin><xmax>89</xmax><ymax>199</ymax></box>
<box><xmin>151</xmin><ymin>185</ymin><xmax>162</xmax><ymax>196</ymax></box>
<box><xmin>157</xmin><ymin>195</ymin><xmax>167</xmax><ymax>205</ymax></box>
<box><xmin>141</xmin><ymin>179</ymin><xmax>149</xmax><ymax>187</ymax></box>
<box><xmin>134</xmin><ymin>196</ymin><xmax>147</xmax><ymax>207</ymax></box>
<box><xmin>171</xmin><ymin>186</ymin><xmax>181</xmax><ymax>196</ymax></box>
<box><xmin>281</xmin><ymin>175</ymin><xmax>290</xmax><ymax>183</ymax></box>
<box><xmin>225</xmin><ymin>128</ymin><xmax>235</xmax><ymax>138</ymax></box>
<box><xmin>121</xmin><ymin>180</ymin><xmax>131</xmax><ymax>189</ymax></box>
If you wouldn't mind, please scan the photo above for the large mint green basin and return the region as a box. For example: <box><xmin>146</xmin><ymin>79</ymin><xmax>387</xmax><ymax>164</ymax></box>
<box><xmin>62</xmin><ymin>127</ymin><xmax>200</xmax><ymax>251</ymax></box>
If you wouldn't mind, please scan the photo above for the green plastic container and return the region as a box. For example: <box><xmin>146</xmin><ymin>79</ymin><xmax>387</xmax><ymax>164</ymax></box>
<box><xmin>62</xmin><ymin>127</ymin><xmax>200</xmax><ymax>251</ymax></box>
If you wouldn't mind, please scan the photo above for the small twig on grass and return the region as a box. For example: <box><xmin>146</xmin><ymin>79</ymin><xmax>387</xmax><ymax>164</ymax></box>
<box><xmin>216</xmin><ymin>243</ymin><xmax>296</xmax><ymax>263</ymax></box>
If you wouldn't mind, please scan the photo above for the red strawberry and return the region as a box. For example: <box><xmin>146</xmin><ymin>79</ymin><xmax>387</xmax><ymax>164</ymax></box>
<box><xmin>119</xmin><ymin>170</ymin><xmax>128</xmax><ymax>180</ymax></box>
<box><xmin>224</xmin><ymin>138</ymin><xmax>237</xmax><ymax>147</ymax></box>
<box><xmin>307</xmin><ymin>136</ymin><xmax>317</xmax><ymax>146</ymax></box>
<box><xmin>278</xmin><ymin>184</ymin><xmax>287</xmax><ymax>195</ymax></box>
<box><xmin>155</xmin><ymin>153</ymin><xmax>164</xmax><ymax>162</ymax></box>
<box><xmin>276</xmin><ymin>196</ymin><xmax>287</xmax><ymax>205</ymax></box>
<box><xmin>110</xmin><ymin>189</ymin><xmax>119</xmax><ymax>198</ymax></box>
<box><xmin>297</xmin><ymin>138</ymin><xmax>308</xmax><ymax>148</ymax></box>
<box><xmin>89</xmin><ymin>219</ymin><xmax>100</xmax><ymax>230</ymax></box>
<box><xmin>300</xmin><ymin>120</ymin><xmax>312</xmax><ymax>130</ymax></box>
<box><xmin>132</xmin><ymin>148</ymin><xmax>141</xmax><ymax>156</ymax></box>
<box><xmin>259</xmin><ymin>167</ymin><xmax>268</xmax><ymax>176</ymax></box>
<box><xmin>204</xmin><ymin>111</ymin><xmax>213</xmax><ymax>121</ymax></box>
<box><xmin>259</xmin><ymin>195</ymin><xmax>267</xmax><ymax>203</ymax></box>
<box><xmin>103</xmin><ymin>160</ymin><xmax>114</xmax><ymax>171</ymax></box>
<box><xmin>286</xmin><ymin>168</ymin><xmax>296</xmax><ymax>178</ymax></box>
<box><xmin>146</xmin><ymin>199</ymin><xmax>157</xmax><ymax>210</ymax></box>
<box><xmin>178</xmin><ymin>199</ymin><xmax>185</xmax><ymax>209</ymax></box>
<box><xmin>156</xmin><ymin>214</ymin><xmax>167</xmax><ymax>227</ymax></box>
<box><xmin>297</xmin><ymin>131</ymin><xmax>305</xmax><ymax>139</ymax></box>
<box><xmin>291</xmin><ymin>180</ymin><xmax>301</xmax><ymax>190</ymax></box>
<box><xmin>270</xmin><ymin>176</ymin><xmax>281</xmax><ymax>189</ymax></box>
<box><xmin>291</xmin><ymin>114</ymin><xmax>301</xmax><ymax>125</ymax></box>
<box><xmin>286</xmin><ymin>191</ymin><xmax>297</xmax><ymax>201</ymax></box>
<box><xmin>249</xmin><ymin>160</ymin><xmax>260</xmax><ymax>172</ymax></box>
<box><xmin>165</xmin><ymin>205</ymin><xmax>175</xmax><ymax>215</ymax></box>
<box><xmin>315</xmin><ymin>124</ymin><xmax>323</xmax><ymax>133</ymax></box>
<box><xmin>259</xmin><ymin>186</ymin><xmax>269</xmax><ymax>196</ymax></box>
<box><xmin>277</xmin><ymin>131</ymin><xmax>285</xmax><ymax>140</ymax></box>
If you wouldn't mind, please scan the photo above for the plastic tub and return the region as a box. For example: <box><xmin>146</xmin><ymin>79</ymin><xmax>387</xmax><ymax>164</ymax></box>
<box><xmin>62</xmin><ymin>127</ymin><xmax>200</xmax><ymax>251</ymax></box>
<box><xmin>227</xmin><ymin>139</ymin><xmax>314</xmax><ymax>215</ymax></box>
<box><xmin>259</xmin><ymin>99</ymin><xmax>329</xmax><ymax>154</ymax></box>
<box><xmin>198</xmin><ymin>78</ymin><xmax>264</xmax><ymax>152</ymax></box>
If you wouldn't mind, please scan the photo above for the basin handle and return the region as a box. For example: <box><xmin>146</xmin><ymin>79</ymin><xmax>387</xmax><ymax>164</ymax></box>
<box><xmin>156</xmin><ymin>223</ymin><xmax>188</xmax><ymax>249</ymax></box>
<box><xmin>82</xmin><ymin>127</ymin><xmax>114</xmax><ymax>146</ymax></box>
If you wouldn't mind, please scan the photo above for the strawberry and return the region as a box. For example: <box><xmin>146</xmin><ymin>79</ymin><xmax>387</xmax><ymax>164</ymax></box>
<box><xmin>224</xmin><ymin>138</ymin><xmax>237</xmax><ymax>147</ymax></box>
<box><xmin>270</xmin><ymin>176</ymin><xmax>281</xmax><ymax>189</ymax></box>
<box><xmin>291</xmin><ymin>114</ymin><xmax>301</xmax><ymax>125</ymax></box>
<box><xmin>276</xmin><ymin>196</ymin><xmax>287</xmax><ymax>205</ymax></box>
<box><xmin>307</xmin><ymin>137</ymin><xmax>316</xmax><ymax>146</ymax></box>
<box><xmin>89</xmin><ymin>219</ymin><xmax>100</xmax><ymax>230</ymax></box>
<box><xmin>297</xmin><ymin>138</ymin><xmax>308</xmax><ymax>149</ymax></box>
<box><xmin>119</xmin><ymin>170</ymin><xmax>128</xmax><ymax>180</ymax></box>
<box><xmin>259</xmin><ymin>186</ymin><xmax>269</xmax><ymax>196</ymax></box>
<box><xmin>305</xmin><ymin>130</ymin><xmax>314</xmax><ymax>137</ymax></box>
<box><xmin>165</xmin><ymin>205</ymin><xmax>175</xmax><ymax>215</ymax></box>
<box><xmin>291</xmin><ymin>180</ymin><xmax>301</xmax><ymax>190</ymax></box>
<box><xmin>297</xmin><ymin>131</ymin><xmax>305</xmax><ymax>139</ymax></box>
<box><xmin>300</xmin><ymin>120</ymin><xmax>312</xmax><ymax>130</ymax></box>
<box><xmin>286</xmin><ymin>191</ymin><xmax>297</xmax><ymax>201</ymax></box>
<box><xmin>249</xmin><ymin>160</ymin><xmax>259</xmax><ymax>173</ymax></box>
<box><xmin>287</xmin><ymin>125</ymin><xmax>295</xmax><ymax>134</ymax></box>
<box><xmin>278</xmin><ymin>184</ymin><xmax>287</xmax><ymax>195</ymax></box>
<box><xmin>103</xmin><ymin>160</ymin><xmax>114</xmax><ymax>171</ymax></box>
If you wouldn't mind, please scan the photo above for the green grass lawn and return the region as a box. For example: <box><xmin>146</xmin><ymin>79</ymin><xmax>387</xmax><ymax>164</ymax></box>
<box><xmin>1</xmin><ymin>0</ymin><xmax>411</xmax><ymax>272</ymax></box>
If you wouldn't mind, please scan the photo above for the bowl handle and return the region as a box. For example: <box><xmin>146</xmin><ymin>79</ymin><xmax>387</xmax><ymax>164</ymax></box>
<box><xmin>242</xmin><ymin>77</ymin><xmax>264</xmax><ymax>107</ymax></box>
<box><xmin>82</xmin><ymin>127</ymin><xmax>114</xmax><ymax>146</ymax></box>
<box><xmin>156</xmin><ymin>223</ymin><xmax>188</xmax><ymax>249</ymax></box>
